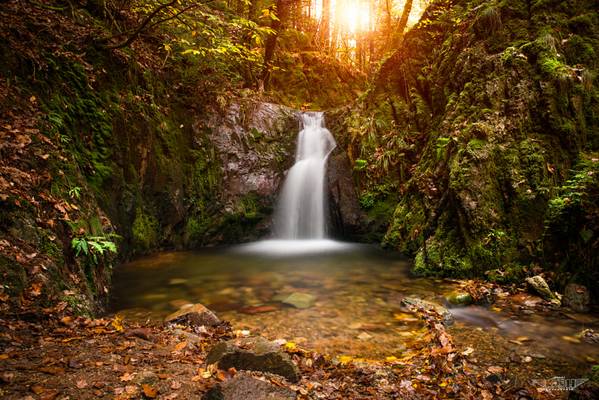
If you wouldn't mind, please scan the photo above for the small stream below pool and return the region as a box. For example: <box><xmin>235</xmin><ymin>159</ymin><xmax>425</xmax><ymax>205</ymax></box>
<box><xmin>109</xmin><ymin>242</ymin><xmax>599</xmax><ymax>378</ymax></box>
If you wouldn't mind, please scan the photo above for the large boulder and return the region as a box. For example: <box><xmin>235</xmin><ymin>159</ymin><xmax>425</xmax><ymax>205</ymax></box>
<box><xmin>203</xmin><ymin>373</ymin><xmax>296</xmax><ymax>400</ymax></box>
<box><xmin>165</xmin><ymin>303</ymin><xmax>220</xmax><ymax>327</ymax></box>
<box><xmin>525</xmin><ymin>276</ymin><xmax>561</xmax><ymax>306</ymax></box>
<box><xmin>326</xmin><ymin>149</ymin><xmax>366</xmax><ymax>239</ymax></box>
<box><xmin>563</xmin><ymin>283</ymin><xmax>590</xmax><ymax>312</ymax></box>
<box><xmin>206</xmin><ymin>337</ymin><xmax>300</xmax><ymax>382</ymax></box>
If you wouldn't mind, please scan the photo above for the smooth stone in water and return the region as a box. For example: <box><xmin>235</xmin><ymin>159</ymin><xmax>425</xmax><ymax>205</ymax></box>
<box><xmin>165</xmin><ymin>303</ymin><xmax>220</xmax><ymax>327</ymax></box>
<box><xmin>203</xmin><ymin>372</ymin><xmax>296</xmax><ymax>400</ymax></box>
<box><xmin>282</xmin><ymin>292</ymin><xmax>316</xmax><ymax>309</ymax></box>
<box><xmin>206</xmin><ymin>336</ymin><xmax>300</xmax><ymax>382</ymax></box>
<box><xmin>525</xmin><ymin>276</ymin><xmax>561</xmax><ymax>306</ymax></box>
<box><xmin>563</xmin><ymin>283</ymin><xmax>590</xmax><ymax>312</ymax></box>
<box><xmin>445</xmin><ymin>291</ymin><xmax>473</xmax><ymax>306</ymax></box>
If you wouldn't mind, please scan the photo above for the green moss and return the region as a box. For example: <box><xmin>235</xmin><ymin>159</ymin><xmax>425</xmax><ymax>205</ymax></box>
<box><xmin>42</xmin><ymin>57</ymin><xmax>115</xmax><ymax>191</ymax></box>
<box><xmin>413</xmin><ymin>235</ymin><xmax>474</xmax><ymax>277</ymax></box>
<box><xmin>132</xmin><ymin>207</ymin><xmax>159</xmax><ymax>252</ymax></box>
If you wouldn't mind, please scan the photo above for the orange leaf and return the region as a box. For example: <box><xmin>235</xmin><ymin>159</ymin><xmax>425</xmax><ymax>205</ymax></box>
<box><xmin>142</xmin><ymin>384</ymin><xmax>157</xmax><ymax>398</ymax></box>
<box><xmin>173</xmin><ymin>341</ymin><xmax>187</xmax><ymax>352</ymax></box>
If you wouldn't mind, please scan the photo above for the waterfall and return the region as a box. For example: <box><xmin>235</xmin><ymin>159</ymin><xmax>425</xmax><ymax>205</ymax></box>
<box><xmin>274</xmin><ymin>112</ymin><xmax>336</xmax><ymax>239</ymax></box>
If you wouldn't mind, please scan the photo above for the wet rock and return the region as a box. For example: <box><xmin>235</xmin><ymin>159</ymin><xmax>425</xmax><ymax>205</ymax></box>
<box><xmin>525</xmin><ymin>276</ymin><xmax>561</xmax><ymax>306</ymax></box>
<box><xmin>578</xmin><ymin>329</ymin><xmax>599</xmax><ymax>344</ymax></box>
<box><xmin>203</xmin><ymin>373</ymin><xmax>296</xmax><ymax>400</ymax></box>
<box><xmin>282</xmin><ymin>293</ymin><xmax>316</xmax><ymax>309</ymax></box>
<box><xmin>445</xmin><ymin>291</ymin><xmax>473</xmax><ymax>306</ymax></box>
<box><xmin>206</xmin><ymin>336</ymin><xmax>300</xmax><ymax>382</ymax></box>
<box><xmin>134</xmin><ymin>370</ymin><xmax>158</xmax><ymax>385</ymax></box>
<box><xmin>570</xmin><ymin>381</ymin><xmax>599</xmax><ymax>400</ymax></box>
<box><xmin>401</xmin><ymin>297</ymin><xmax>453</xmax><ymax>325</ymax></box>
<box><xmin>326</xmin><ymin>149</ymin><xmax>366</xmax><ymax>239</ymax></box>
<box><xmin>563</xmin><ymin>283</ymin><xmax>590</xmax><ymax>312</ymax></box>
<box><xmin>165</xmin><ymin>303</ymin><xmax>220</xmax><ymax>327</ymax></box>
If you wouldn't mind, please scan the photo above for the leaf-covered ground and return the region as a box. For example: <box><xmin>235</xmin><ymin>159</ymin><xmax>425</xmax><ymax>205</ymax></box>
<box><xmin>0</xmin><ymin>295</ymin><xmax>573</xmax><ymax>400</ymax></box>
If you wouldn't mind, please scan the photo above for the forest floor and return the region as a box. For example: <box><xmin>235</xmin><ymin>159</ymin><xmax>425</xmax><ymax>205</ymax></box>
<box><xmin>1</xmin><ymin>286</ymin><xmax>591</xmax><ymax>400</ymax></box>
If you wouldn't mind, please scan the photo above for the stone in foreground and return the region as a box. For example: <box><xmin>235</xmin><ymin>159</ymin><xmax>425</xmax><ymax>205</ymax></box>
<box><xmin>525</xmin><ymin>276</ymin><xmax>561</xmax><ymax>306</ymax></box>
<box><xmin>401</xmin><ymin>296</ymin><xmax>453</xmax><ymax>325</ymax></box>
<box><xmin>206</xmin><ymin>337</ymin><xmax>300</xmax><ymax>382</ymax></box>
<box><xmin>164</xmin><ymin>303</ymin><xmax>220</xmax><ymax>327</ymax></box>
<box><xmin>282</xmin><ymin>292</ymin><xmax>316</xmax><ymax>309</ymax></box>
<box><xmin>203</xmin><ymin>373</ymin><xmax>297</xmax><ymax>400</ymax></box>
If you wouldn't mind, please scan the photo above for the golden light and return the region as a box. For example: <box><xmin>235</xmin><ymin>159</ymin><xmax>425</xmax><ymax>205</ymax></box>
<box><xmin>342</xmin><ymin>1</ymin><xmax>371</xmax><ymax>34</ymax></box>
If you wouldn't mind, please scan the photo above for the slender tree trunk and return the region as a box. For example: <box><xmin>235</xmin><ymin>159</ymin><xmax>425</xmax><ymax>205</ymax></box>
<box><xmin>394</xmin><ymin>0</ymin><xmax>413</xmax><ymax>47</ymax></box>
<box><xmin>320</xmin><ymin>0</ymin><xmax>330</xmax><ymax>48</ymax></box>
<box><xmin>261</xmin><ymin>0</ymin><xmax>289</xmax><ymax>91</ymax></box>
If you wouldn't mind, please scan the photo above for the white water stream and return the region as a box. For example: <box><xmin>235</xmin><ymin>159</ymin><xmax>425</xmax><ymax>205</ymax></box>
<box><xmin>274</xmin><ymin>112</ymin><xmax>336</xmax><ymax>239</ymax></box>
<box><xmin>237</xmin><ymin>112</ymin><xmax>345</xmax><ymax>255</ymax></box>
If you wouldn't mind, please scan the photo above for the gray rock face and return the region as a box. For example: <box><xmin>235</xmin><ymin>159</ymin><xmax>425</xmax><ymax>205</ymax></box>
<box><xmin>326</xmin><ymin>149</ymin><xmax>366</xmax><ymax>239</ymax></box>
<box><xmin>563</xmin><ymin>283</ymin><xmax>590</xmax><ymax>312</ymax></box>
<box><xmin>206</xmin><ymin>337</ymin><xmax>300</xmax><ymax>382</ymax></box>
<box><xmin>203</xmin><ymin>373</ymin><xmax>297</xmax><ymax>400</ymax></box>
<box><xmin>202</xmin><ymin>101</ymin><xmax>298</xmax><ymax>202</ymax></box>
<box><xmin>401</xmin><ymin>296</ymin><xmax>454</xmax><ymax>325</ymax></box>
<box><xmin>525</xmin><ymin>276</ymin><xmax>561</xmax><ymax>306</ymax></box>
<box><xmin>165</xmin><ymin>303</ymin><xmax>220</xmax><ymax>327</ymax></box>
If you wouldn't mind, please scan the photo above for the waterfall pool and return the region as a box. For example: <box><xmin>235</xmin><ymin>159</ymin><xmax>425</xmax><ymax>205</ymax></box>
<box><xmin>110</xmin><ymin>244</ymin><xmax>599</xmax><ymax>379</ymax></box>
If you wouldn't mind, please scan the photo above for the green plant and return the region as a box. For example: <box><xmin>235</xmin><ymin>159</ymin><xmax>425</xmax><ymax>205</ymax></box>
<box><xmin>72</xmin><ymin>235</ymin><xmax>118</xmax><ymax>264</ymax></box>
<box><xmin>68</xmin><ymin>186</ymin><xmax>81</xmax><ymax>199</ymax></box>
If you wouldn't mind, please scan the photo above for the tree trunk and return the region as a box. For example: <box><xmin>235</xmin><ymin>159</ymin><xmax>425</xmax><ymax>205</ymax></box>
<box><xmin>320</xmin><ymin>0</ymin><xmax>330</xmax><ymax>48</ymax></box>
<box><xmin>261</xmin><ymin>0</ymin><xmax>290</xmax><ymax>91</ymax></box>
<box><xmin>394</xmin><ymin>0</ymin><xmax>413</xmax><ymax>47</ymax></box>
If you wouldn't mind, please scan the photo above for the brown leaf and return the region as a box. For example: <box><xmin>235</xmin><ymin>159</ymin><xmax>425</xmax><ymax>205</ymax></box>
<box><xmin>119</xmin><ymin>372</ymin><xmax>134</xmax><ymax>382</ymax></box>
<box><xmin>170</xmin><ymin>380</ymin><xmax>182</xmax><ymax>390</ymax></box>
<box><xmin>39</xmin><ymin>366</ymin><xmax>65</xmax><ymax>375</ymax></box>
<box><xmin>142</xmin><ymin>384</ymin><xmax>158</xmax><ymax>398</ymax></box>
<box><xmin>173</xmin><ymin>341</ymin><xmax>187</xmax><ymax>352</ymax></box>
<box><xmin>30</xmin><ymin>385</ymin><xmax>45</xmax><ymax>395</ymax></box>
<box><xmin>76</xmin><ymin>380</ymin><xmax>88</xmax><ymax>389</ymax></box>
<box><xmin>487</xmin><ymin>366</ymin><xmax>504</xmax><ymax>374</ymax></box>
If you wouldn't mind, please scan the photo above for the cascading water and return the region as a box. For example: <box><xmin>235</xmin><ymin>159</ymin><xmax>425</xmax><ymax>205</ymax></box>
<box><xmin>274</xmin><ymin>112</ymin><xmax>336</xmax><ymax>239</ymax></box>
<box><xmin>236</xmin><ymin>111</ymin><xmax>352</xmax><ymax>255</ymax></box>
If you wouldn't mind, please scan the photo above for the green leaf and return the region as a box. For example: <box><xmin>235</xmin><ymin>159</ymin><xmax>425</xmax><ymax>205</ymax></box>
<box><xmin>580</xmin><ymin>228</ymin><xmax>593</xmax><ymax>243</ymax></box>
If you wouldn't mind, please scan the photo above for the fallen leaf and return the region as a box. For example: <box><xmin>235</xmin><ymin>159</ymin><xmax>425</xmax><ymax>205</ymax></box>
<box><xmin>119</xmin><ymin>372</ymin><xmax>134</xmax><ymax>382</ymax></box>
<box><xmin>30</xmin><ymin>283</ymin><xmax>42</xmax><ymax>297</ymax></box>
<box><xmin>111</xmin><ymin>315</ymin><xmax>124</xmax><ymax>332</ymax></box>
<box><xmin>173</xmin><ymin>341</ymin><xmax>187</xmax><ymax>352</ymax></box>
<box><xmin>76</xmin><ymin>380</ymin><xmax>88</xmax><ymax>389</ymax></box>
<box><xmin>142</xmin><ymin>384</ymin><xmax>157</xmax><ymax>398</ymax></box>
<box><xmin>30</xmin><ymin>385</ymin><xmax>45</xmax><ymax>395</ymax></box>
<box><xmin>461</xmin><ymin>347</ymin><xmax>474</xmax><ymax>356</ymax></box>
<box><xmin>170</xmin><ymin>380</ymin><xmax>182</xmax><ymax>390</ymax></box>
<box><xmin>487</xmin><ymin>366</ymin><xmax>504</xmax><ymax>374</ymax></box>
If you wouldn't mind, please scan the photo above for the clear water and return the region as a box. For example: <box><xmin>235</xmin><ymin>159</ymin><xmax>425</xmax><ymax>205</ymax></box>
<box><xmin>110</xmin><ymin>244</ymin><xmax>599</xmax><ymax>370</ymax></box>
